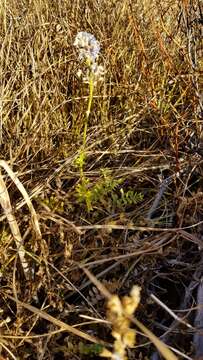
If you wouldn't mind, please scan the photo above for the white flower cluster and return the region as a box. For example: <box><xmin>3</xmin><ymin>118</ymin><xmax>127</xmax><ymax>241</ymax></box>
<box><xmin>74</xmin><ymin>31</ymin><xmax>105</xmax><ymax>83</ymax></box>
<box><xmin>73</xmin><ymin>31</ymin><xmax>100</xmax><ymax>62</ymax></box>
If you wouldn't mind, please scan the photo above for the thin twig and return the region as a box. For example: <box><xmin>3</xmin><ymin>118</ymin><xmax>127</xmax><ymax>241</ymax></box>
<box><xmin>150</xmin><ymin>293</ymin><xmax>194</xmax><ymax>330</ymax></box>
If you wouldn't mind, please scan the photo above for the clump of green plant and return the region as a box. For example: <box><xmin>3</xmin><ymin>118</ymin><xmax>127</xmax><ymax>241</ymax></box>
<box><xmin>111</xmin><ymin>188</ymin><xmax>144</xmax><ymax>210</ymax></box>
<box><xmin>42</xmin><ymin>194</ymin><xmax>64</xmax><ymax>213</ymax></box>
<box><xmin>76</xmin><ymin>169</ymin><xmax>143</xmax><ymax>212</ymax></box>
<box><xmin>79</xmin><ymin>342</ymin><xmax>104</xmax><ymax>357</ymax></box>
<box><xmin>75</xmin><ymin>169</ymin><xmax>122</xmax><ymax>212</ymax></box>
<box><xmin>52</xmin><ymin>339</ymin><xmax>104</xmax><ymax>358</ymax></box>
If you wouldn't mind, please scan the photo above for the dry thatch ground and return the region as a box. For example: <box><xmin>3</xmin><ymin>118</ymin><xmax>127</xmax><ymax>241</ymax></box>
<box><xmin>0</xmin><ymin>0</ymin><xmax>202</xmax><ymax>359</ymax></box>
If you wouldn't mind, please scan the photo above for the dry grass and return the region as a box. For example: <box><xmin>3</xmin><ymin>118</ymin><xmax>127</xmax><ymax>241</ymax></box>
<box><xmin>0</xmin><ymin>0</ymin><xmax>202</xmax><ymax>359</ymax></box>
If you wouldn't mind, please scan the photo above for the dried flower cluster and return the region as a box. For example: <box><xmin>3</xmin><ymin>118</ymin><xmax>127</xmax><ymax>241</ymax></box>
<box><xmin>73</xmin><ymin>31</ymin><xmax>105</xmax><ymax>83</ymax></box>
<box><xmin>101</xmin><ymin>286</ymin><xmax>141</xmax><ymax>360</ymax></box>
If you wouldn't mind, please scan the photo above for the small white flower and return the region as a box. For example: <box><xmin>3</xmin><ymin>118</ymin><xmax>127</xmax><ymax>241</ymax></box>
<box><xmin>73</xmin><ymin>31</ymin><xmax>100</xmax><ymax>63</ymax></box>
<box><xmin>74</xmin><ymin>32</ymin><xmax>105</xmax><ymax>84</ymax></box>
<box><xmin>91</xmin><ymin>63</ymin><xmax>105</xmax><ymax>78</ymax></box>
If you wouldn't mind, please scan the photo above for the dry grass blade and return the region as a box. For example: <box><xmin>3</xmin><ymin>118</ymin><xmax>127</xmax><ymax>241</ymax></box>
<box><xmin>5</xmin><ymin>294</ymin><xmax>105</xmax><ymax>346</ymax></box>
<box><xmin>0</xmin><ymin>0</ymin><xmax>202</xmax><ymax>357</ymax></box>
<box><xmin>0</xmin><ymin>161</ymin><xmax>41</xmax><ymax>239</ymax></box>
<box><xmin>193</xmin><ymin>278</ymin><xmax>203</xmax><ymax>358</ymax></box>
<box><xmin>81</xmin><ymin>266</ymin><xmax>112</xmax><ymax>300</ymax></box>
<box><xmin>77</xmin><ymin>222</ymin><xmax>203</xmax><ymax>232</ymax></box>
<box><xmin>82</xmin><ymin>266</ymin><xmax>178</xmax><ymax>360</ymax></box>
<box><xmin>0</xmin><ymin>340</ymin><xmax>17</xmax><ymax>360</ymax></box>
<box><xmin>151</xmin><ymin>293</ymin><xmax>193</xmax><ymax>330</ymax></box>
<box><xmin>0</xmin><ymin>172</ymin><xmax>29</xmax><ymax>278</ymax></box>
<box><xmin>131</xmin><ymin>317</ymin><xmax>178</xmax><ymax>360</ymax></box>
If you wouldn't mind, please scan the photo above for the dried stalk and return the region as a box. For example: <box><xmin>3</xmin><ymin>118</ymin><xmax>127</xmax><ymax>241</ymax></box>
<box><xmin>0</xmin><ymin>172</ymin><xmax>29</xmax><ymax>278</ymax></box>
<box><xmin>0</xmin><ymin>160</ymin><xmax>42</xmax><ymax>278</ymax></box>
<box><xmin>193</xmin><ymin>278</ymin><xmax>203</xmax><ymax>358</ymax></box>
<box><xmin>0</xmin><ymin>160</ymin><xmax>41</xmax><ymax>239</ymax></box>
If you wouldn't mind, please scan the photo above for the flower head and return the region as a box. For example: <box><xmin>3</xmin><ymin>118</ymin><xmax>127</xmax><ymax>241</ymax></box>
<box><xmin>73</xmin><ymin>31</ymin><xmax>100</xmax><ymax>64</ymax></box>
<box><xmin>74</xmin><ymin>31</ymin><xmax>105</xmax><ymax>84</ymax></box>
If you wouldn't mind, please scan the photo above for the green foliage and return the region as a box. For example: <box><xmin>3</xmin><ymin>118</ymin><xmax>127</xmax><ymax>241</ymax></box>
<box><xmin>78</xmin><ymin>342</ymin><xmax>104</xmax><ymax>356</ymax></box>
<box><xmin>75</xmin><ymin>150</ymin><xmax>86</xmax><ymax>172</ymax></box>
<box><xmin>76</xmin><ymin>169</ymin><xmax>143</xmax><ymax>212</ymax></box>
<box><xmin>75</xmin><ymin>177</ymin><xmax>93</xmax><ymax>212</ymax></box>
<box><xmin>42</xmin><ymin>195</ymin><xmax>64</xmax><ymax>213</ymax></box>
<box><xmin>76</xmin><ymin>169</ymin><xmax>122</xmax><ymax>212</ymax></box>
<box><xmin>111</xmin><ymin>188</ymin><xmax>144</xmax><ymax>209</ymax></box>
<box><xmin>51</xmin><ymin>340</ymin><xmax>103</xmax><ymax>358</ymax></box>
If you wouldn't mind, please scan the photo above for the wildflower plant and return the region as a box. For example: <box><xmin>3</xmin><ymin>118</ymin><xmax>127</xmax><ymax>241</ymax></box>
<box><xmin>74</xmin><ymin>31</ymin><xmax>104</xmax><ymax>85</ymax></box>
<box><xmin>73</xmin><ymin>31</ymin><xmax>104</xmax><ymax>145</ymax></box>
<box><xmin>73</xmin><ymin>31</ymin><xmax>105</xmax><ymax>210</ymax></box>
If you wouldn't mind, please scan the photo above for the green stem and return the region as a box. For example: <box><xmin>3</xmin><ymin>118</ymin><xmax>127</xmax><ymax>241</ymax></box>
<box><xmin>77</xmin><ymin>69</ymin><xmax>94</xmax><ymax>210</ymax></box>
<box><xmin>83</xmin><ymin>72</ymin><xmax>94</xmax><ymax>147</ymax></box>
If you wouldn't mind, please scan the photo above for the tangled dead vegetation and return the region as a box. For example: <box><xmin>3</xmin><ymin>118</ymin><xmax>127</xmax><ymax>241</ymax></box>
<box><xmin>0</xmin><ymin>0</ymin><xmax>202</xmax><ymax>359</ymax></box>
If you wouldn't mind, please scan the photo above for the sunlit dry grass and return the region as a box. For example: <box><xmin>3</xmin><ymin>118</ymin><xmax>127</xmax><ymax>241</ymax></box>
<box><xmin>0</xmin><ymin>0</ymin><xmax>202</xmax><ymax>359</ymax></box>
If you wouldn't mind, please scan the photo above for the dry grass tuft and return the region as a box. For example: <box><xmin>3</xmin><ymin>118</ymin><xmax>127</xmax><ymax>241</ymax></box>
<box><xmin>0</xmin><ymin>0</ymin><xmax>202</xmax><ymax>359</ymax></box>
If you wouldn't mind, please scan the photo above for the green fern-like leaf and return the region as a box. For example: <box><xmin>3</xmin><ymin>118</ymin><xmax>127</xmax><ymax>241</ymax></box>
<box><xmin>75</xmin><ymin>170</ymin><xmax>123</xmax><ymax>211</ymax></box>
<box><xmin>75</xmin><ymin>168</ymin><xmax>143</xmax><ymax>212</ymax></box>
<box><xmin>111</xmin><ymin>188</ymin><xmax>143</xmax><ymax>209</ymax></box>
